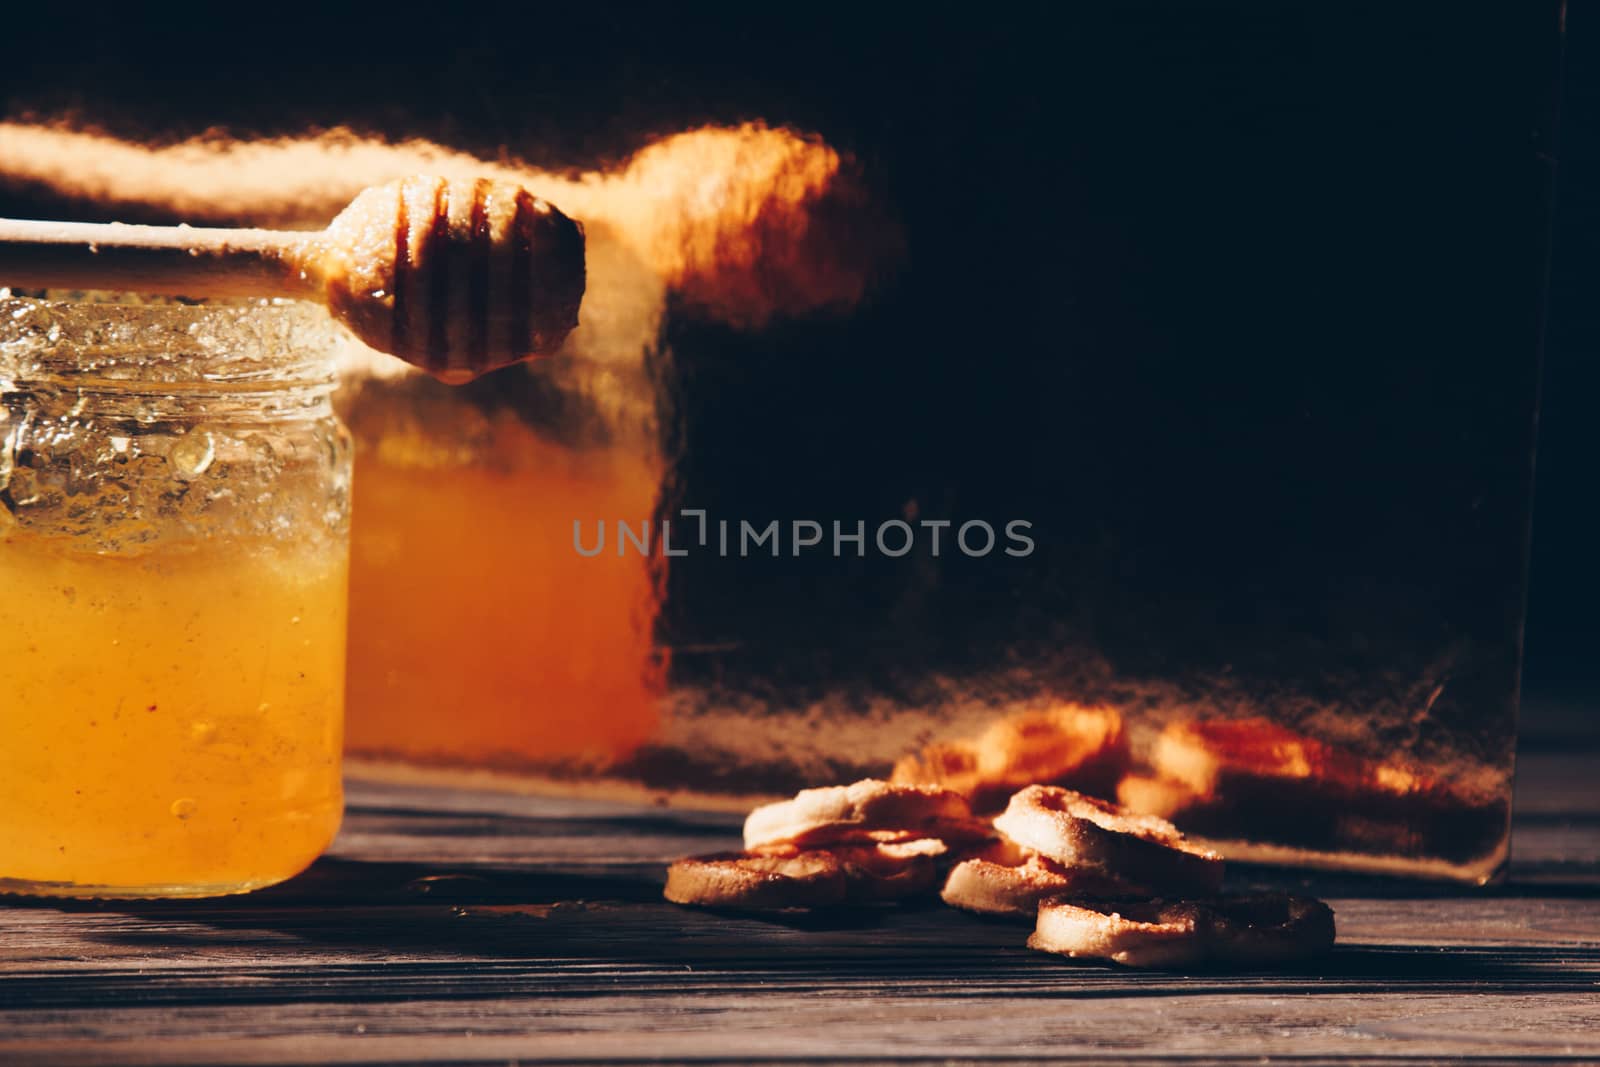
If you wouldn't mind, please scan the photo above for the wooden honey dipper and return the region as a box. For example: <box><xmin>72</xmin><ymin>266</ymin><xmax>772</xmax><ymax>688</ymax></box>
<box><xmin>0</xmin><ymin>176</ymin><xmax>585</xmax><ymax>383</ymax></box>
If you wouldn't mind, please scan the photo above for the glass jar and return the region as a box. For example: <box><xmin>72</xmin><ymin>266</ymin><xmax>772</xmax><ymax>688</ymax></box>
<box><xmin>335</xmin><ymin>335</ymin><xmax>666</xmax><ymax>778</ymax></box>
<box><xmin>0</xmin><ymin>293</ymin><xmax>352</xmax><ymax>898</ymax></box>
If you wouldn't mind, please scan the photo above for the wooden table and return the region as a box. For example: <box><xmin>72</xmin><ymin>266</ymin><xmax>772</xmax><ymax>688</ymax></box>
<box><xmin>3</xmin><ymin>741</ymin><xmax>1596</xmax><ymax>1065</ymax></box>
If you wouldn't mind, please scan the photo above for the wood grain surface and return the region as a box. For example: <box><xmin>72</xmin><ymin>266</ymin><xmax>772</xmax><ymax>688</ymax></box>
<box><xmin>1</xmin><ymin>750</ymin><xmax>1596</xmax><ymax>1066</ymax></box>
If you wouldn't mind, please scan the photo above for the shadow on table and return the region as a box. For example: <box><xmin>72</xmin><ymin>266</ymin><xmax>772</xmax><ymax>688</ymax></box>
<box><xmin>4</xmin><ymin>852</ymin><xmax>1599</xmax><ymax>1012</ymax></box>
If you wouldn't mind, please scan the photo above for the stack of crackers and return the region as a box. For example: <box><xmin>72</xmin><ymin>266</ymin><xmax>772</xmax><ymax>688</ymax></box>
<box><xmin>665</xmin><ymin>771</ymin><xmax>1334</xmax><ymax>969</ymax></box>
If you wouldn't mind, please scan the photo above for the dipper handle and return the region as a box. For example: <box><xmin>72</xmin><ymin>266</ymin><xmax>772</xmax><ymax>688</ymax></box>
<box><xmin>0</xmin><ymin>218</ymin><xmax>312</xmax><ymax>300</ymax></box>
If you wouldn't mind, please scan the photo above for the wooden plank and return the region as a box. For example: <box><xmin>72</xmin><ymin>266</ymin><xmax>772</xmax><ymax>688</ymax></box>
<box><xmin>1</xmin><ymin>988</ymin><xmax>1598</xmax><ymax>1064</ymax></box>
<box><xmin>2</xmin><ymin>889</ymin><xmax>1596</xmax><ymax>1060</ymax></box>
<box><xmin>0</xmin><ymin>750</ymin><xmax>1595</xmax><ymax>1064</ymax></box>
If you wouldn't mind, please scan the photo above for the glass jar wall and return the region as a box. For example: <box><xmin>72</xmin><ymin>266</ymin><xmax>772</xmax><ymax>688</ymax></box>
<box><xmin>0</xmin><ymin>294</ymin><xmax>351</xmax><ymax>898</ymax></box>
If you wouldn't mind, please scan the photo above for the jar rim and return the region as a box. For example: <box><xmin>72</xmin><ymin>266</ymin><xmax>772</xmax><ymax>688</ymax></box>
<box><xmin>0</xmin><ymin>292</ymin><xmax>342</xmax><ymax>396</ymax></box>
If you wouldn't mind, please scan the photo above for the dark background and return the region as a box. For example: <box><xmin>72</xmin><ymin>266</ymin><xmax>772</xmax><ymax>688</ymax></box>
<box><xmin>0</xmin><ymin>2</ymin><xmax>1592</xmax><ymax>739</ymax></box>
<box><xmin>1529</xmin><ymin>2</ymin><xmax>1600</xmax><ymax>707</ymax></box>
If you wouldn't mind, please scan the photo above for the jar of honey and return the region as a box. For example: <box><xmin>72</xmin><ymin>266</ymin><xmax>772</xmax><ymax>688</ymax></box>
<box><xmin>0</xmin><ymin>293</ymin><xmax>351</xmax><ymax>898</ymax></box>
<box><xmin>335</xmin><ymin>335</ymin><xmax>665</xmax><ymax>779</ymax></box>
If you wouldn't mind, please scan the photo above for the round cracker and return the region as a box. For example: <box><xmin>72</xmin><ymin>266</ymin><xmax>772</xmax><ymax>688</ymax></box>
<box><xmin>743</xmin><ymin>778</ymin><xmax>978</xmax><ymax>850</ymax></box>
<box><xmin>941</xmin><ymin>839</ymin><xmax>1138</xmax><ymax>918</ymax></box>
<box><xmin>663</xmin><ymin>851</ymin><xmax>846</xmax><ymax>910</ymax></box>
<box><xmin>993</xmin><ymin>785</ymin><xmax>1223</xmax><ymax>896</ymax></box>
<box><xmin>1030</xmin><ymin>897</ymin><xmax>1212</xmax><ymax>968</ymax></box>
<box><xmin>834</xmin><ymin>838</ymin><xmax>947</xmax><ymax>902</ymax></box>
<box><xmin>1029</xmin><ymin>893</ymin><xmax>1335</xmax><ymax>969</ymax></box>
<box><xmin>754</xmin><ymin>837</ymin><xmax>949</xmax><ymax>902</ymax></box>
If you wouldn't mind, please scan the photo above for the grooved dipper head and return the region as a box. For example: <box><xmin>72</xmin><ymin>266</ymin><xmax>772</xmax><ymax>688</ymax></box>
<box><xmin>319</xmin><ymin>176</ymin><xmax>585</xmax><ymax>382</ymax></box>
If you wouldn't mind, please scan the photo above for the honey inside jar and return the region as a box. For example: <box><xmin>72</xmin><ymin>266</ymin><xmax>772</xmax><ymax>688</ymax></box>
<box><xmin>0</xmin><ymin>536</ymin><xmax>346</xmax><ymax>895</ymax></box>
<box><xmin>0</xmin><ymin>294</ymin><xmax>352</xmax><ymax>898</ymax></box>
<box><xmin>336</xmin><ymin>350</ymin><xmax>665</xmax><ymax>776</ymax></box>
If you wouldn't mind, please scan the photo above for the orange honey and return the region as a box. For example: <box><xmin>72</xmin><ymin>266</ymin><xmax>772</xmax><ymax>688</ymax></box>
<box><xmin>342</xmin><ymin>413</ymin><xmax>664</xmax><ymax>771</ymax></box>
<box><xmin>0</xmin><ymin>534</ymin><xmax>347</xmax><ymax>897</ymax></box>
